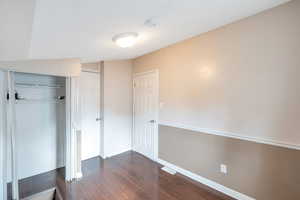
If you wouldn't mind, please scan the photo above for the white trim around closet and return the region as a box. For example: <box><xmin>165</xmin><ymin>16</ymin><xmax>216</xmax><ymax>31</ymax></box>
<box><xmin>65</xmin><ymin>77</ymin><xmax>72</xmax><ymax>181</ymax></box>
<box><xmin>0</xmin><ymin>70</ymin><xmax>7</xmax><ymax>200</ymax></box>
<box><xmin>7</xmin><ymin>71</ymin><xmax>19</xmax><ymax>200</ymax></box>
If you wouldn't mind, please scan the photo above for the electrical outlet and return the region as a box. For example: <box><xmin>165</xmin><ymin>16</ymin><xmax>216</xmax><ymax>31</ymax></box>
<box><xmin>220</xmin><ymin>164</ymin><xmax>227</xmax><ymax>174</ymax></box>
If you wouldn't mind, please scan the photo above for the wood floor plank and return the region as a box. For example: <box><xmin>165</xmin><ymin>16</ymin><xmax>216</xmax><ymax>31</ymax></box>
<box><xmin>57</xmin><ymin>151</ymin><xmax>235</xmax><ymax>200</ymax></box>
<box><xmin>11</xmin><ymin>151</ymin><xmax>235</xmax><ymax>200</ymax></box>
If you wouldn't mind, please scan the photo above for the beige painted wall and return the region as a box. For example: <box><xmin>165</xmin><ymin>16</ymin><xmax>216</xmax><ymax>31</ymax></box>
<box><xmin>159</xmin><ymin>125</ymin><xmax>300</xmax><ymax>200</ymax></box>
<box><xmin>133</xmin><ymin>0</ymin><xmax>300</xmax><ymax>145</ymax></box>
<box><xmin>133</xmin><ymin>1</ymin><xmax>300</xmax><ymax>199</ymax></box>
<box><xmin>81</xmin><ymin>62</ymin><xmax>100</xmax><ymax>72</ymax></box>
<box><xmin>103</xmin><ymin>60</ymin><xmax>133</xmax><ymax>157</ymax></box>
<box><xmin>0</xmin><ymin>59</ymin><xmax>81</xmax><ymax>77</ymax></box>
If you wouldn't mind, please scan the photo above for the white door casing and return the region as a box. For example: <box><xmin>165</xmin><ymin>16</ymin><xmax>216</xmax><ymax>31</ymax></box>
<box><xmin>80</xmin><ymin>71</ymin><xmax>101</xmax><ymax>160</ymax></box>
<box><xmin>133</xmin><ymin>70</ymin><xmax>159</xmax><ymax>161</ymax></box>
<box><xmin>8</xmin><ymin>72</ymin><xmax>19</xmax><ymax>200</ymax></box>
<box><xmin>65</xmin><ymin>76</ymin><xmax>82</xmax><ymax>181</ymax></box>
<box><xmin>0</xmin><ymin>70</ymin><xmax>8</xmax><ymax>200</ymax></box>
<box><xmin>0</xmin><ymin>71</ymin><xmax>18</xmax><ymax>200</ymax></box>
<box><xmin>71</xmin><ymin>77</ymin><xmax>82</xmax><ymax>179</ymax></box>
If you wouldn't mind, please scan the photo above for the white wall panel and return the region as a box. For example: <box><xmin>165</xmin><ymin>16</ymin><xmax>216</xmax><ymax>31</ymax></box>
<box><xmin>0</xmin><ymin>59</ymin><xmax>81</xmax><ymax>77</ymax></box>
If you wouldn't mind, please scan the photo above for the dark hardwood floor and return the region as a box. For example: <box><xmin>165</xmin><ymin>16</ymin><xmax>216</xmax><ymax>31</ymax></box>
<box><xmin>10</xmin><ymin>151</ymin><xmax>235</xmax><ymax>200</ymax></box>
<box><xmin>7</xmin><ymin>167</ymin><xmax>65</xmax><ymax>199</ymax></box>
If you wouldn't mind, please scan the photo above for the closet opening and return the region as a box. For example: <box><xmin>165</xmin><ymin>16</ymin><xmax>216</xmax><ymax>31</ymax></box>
<box><xmin>7</xmin><ymin>72</ymin><xmax>66</xmax><ymax>200</ymax></box>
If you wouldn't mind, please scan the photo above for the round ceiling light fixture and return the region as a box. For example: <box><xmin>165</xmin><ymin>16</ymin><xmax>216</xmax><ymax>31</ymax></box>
<box><xmin>112</xmin><ymin>32</ymin><xmax>138</xmax><ymax>48</ymax></box>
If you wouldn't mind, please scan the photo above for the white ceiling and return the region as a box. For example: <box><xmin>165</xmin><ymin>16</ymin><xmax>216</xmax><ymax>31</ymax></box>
<box><xmin>2</xmin><ymin>0</ymin><xmax>291</xmax><ymax>62</ymax></box>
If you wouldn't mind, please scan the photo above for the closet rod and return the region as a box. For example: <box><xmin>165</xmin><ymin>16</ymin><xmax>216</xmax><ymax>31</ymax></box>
<box><xmin>15</xmin><ymin>101</ymin><xmax>65</xmax><ymax>104</ymax></box>
<box><xmin>15</xmin><ymin>97</ymin><xmax>65</xmax><ymax>101</ymax></box>
<box><xmin>15</xmin><ymin>83</ymin><xmax>64</xmax><ymax>89</ymax></box>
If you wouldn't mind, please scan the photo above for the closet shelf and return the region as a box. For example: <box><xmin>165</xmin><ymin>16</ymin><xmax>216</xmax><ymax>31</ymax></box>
<box><xmin>15</xmin><ymin>82</ymin><xmax>64</xmax><ymax>89</ymax></box>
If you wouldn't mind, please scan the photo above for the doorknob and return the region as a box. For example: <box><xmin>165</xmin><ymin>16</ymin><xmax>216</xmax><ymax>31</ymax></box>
<box><xmin>149</xmin><ymin>120</ymin><xmax>156</xmax><ymax>123</ymax></box>
<box><xmin>96</xmin><ymin>118</ymin><xmax>102</xmax><ymax>121</ymax></box>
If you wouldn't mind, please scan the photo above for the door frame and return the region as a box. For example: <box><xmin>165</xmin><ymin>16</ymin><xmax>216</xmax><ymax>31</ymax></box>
<box><xmin>132</xmin><ymin>69</ymin><xmax>159</xmax><ymax>161</ymax></box>
<box><xmin>0</xmin><ymin>70</ymin><xmax>18</xmax><ymax>200</ymax></box>
<box><xmin>0</xmin><ymin>70</ymin><xmax>8</xmax><ymax>200</ymax></box>
<box><xmin>7</xmin><ymin>71</ymin><xmax>19</xmax><ymax>200</ymax></box>
<box><xmin>66</xmin><ymin>76</ymin><xmax>84</xmax><ymax>181</ymax></box>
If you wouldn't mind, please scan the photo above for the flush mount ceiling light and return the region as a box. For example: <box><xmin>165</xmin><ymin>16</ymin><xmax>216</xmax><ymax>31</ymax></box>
<box><xmin>112</xmin><ymin>32</ymin><xmax>138</xmax><ymax>48</ymax></box>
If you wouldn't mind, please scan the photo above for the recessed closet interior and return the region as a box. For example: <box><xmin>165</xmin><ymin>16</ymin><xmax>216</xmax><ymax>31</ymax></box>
<box><xmin>7</xmin><ymin>72</ymin><xmax>66</xmax><ymax>199</ymax></box>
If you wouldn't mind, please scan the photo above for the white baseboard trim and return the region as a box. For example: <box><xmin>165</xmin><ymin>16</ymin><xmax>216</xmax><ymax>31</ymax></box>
<box><xmin>157</xmin><ymin>159</ymin><xmax>255</xmax><ymax>200</ymax></box>
<box><xmin>159</xmin><ymin>121</ymin><xmax>300</xmax><ymax>151</ymax></box>
<box><xmin>105</xmin><ymin>148</ymin><xmax>132</xmax><ymax>158</ymax></box>
<box><xmin>161</xmin><ymin>166</ymin><xmax>177</xmax><ymax>175</ymax></box>
<box><xmin>75</xmin><ymin>172</ymin><xmax>83</xmax><ymax>179</ymax></box>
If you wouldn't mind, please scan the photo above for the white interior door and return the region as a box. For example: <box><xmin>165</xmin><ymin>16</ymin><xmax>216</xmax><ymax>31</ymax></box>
<box><xmin>133</xmin><ymin>70</ymin><xmax>159</xmax><ymax>160</ymax></box>
<box><xmin>80</xmin><ymin>71</ymin><xmax>101</xmax><ymax>160</ymax></box>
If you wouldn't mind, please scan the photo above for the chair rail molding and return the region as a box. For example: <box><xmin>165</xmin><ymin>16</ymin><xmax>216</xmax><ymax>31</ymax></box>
<box><xmin>159</xmin><ymin>121</ymin><xmax>300</xmax><ymax>151</ymax></box>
